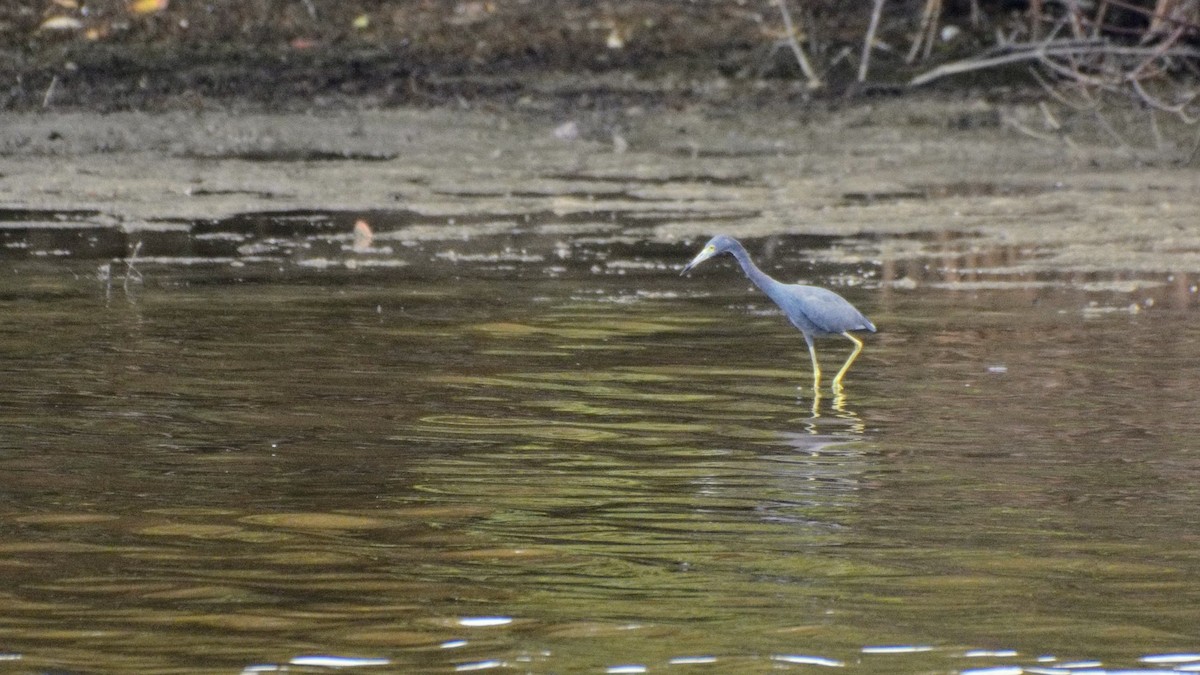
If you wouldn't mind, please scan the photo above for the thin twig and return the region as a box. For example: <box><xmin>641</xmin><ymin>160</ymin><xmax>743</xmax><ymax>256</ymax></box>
<box><xmin>123</xmin><ymin>240</ymin><xmax>144</xmax><ymax>293</ymax></box>
<box><xmin>1064</xmin><ymin>0</ymin><xmax>1088</xmax><ymax>39</ymax></box>
<box><xmin>906</xmin><ymin>0</ymin><xmax>941</xmax><ymax>63</ymax></box>
<box><xmin>1127</xmin><ymin>23</ymin><xmax>1186</xmax><ymax>80</ymax></box>
<box><xmin>1093</xmin><ymin>0</ymin><xmax>1110</xmax><ymax>38</ymax></box>
<box><xmin>99</xmin><ymin>263</ymin><xmax>112</xmax><ymax>303</ymax></box>
<box><xmin>859</xmin><ymin>0</ymin><xmax>887</xmax><ymax>82</ymax></box>
<box><xmin>1039</xmin><ymin>51</ymin><xmax>1118</xmax><ymax>91</ymax></box>
<box><xmin>776</xmin><ymin>0</ymin><xmax>822</xmax><ymax>89</ymax></box>
<box><xmin>1092</xmin><ymin>107</ymin><xmax>1132</xmax><ymax>148</ymax></box>
<box><xmin>1038</xmin><ymin>101</ymin><xmax>1063</xmax><ymax>131</ymax></box>
<box><xmin>1030</xmin><ymin>66</ymin><xmax>1089</xmax><ymax>109</ymax></box>
<box><xmin>923</xmin><ymin>0</ymin><xmax>942</xmax><ymax>60</ymax></box>
<box><xmin>1003</xmin><ymin>113</ymin><xmax>1058</xmax><ymax>141</ymax></box>
<box><xmin>1130</xmin><ymin>77</ymin><xmax>1199</xmax><ymax>123</ymax></box>
<box><xmin>1079</xmin><ymin>88</ymin><xmax>1134</xmax><ymax>148</ymax></box>
<box><xmin>42</xmin><ymin>75</ymin><xmax>58</xmax><ymax>108</ymax></box>
<box><xmin>1148</xmin><ymin>107</ymin><xmax>1164</xmax><ymax>150</ymax></box>
<box><xmin>1003</xmin><ymin>111</ymin><xmax>1081</xmax><ymax>151</ymax></box>
<box><xmin>827</xmin><ymin>45</ymin><xmax>855</xmax><ymax>71</ymax></box>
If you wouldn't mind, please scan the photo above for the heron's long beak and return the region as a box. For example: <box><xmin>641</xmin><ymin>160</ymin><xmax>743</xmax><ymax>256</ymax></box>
<box><xmin>680</xmin><ymin>245</ymin><xmax>716</xmax><ymax>275</ymax></box>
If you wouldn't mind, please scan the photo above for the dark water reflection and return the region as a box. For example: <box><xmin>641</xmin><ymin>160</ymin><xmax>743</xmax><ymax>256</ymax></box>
<box><xmin>0</xmin><ymin>229</ymin><xmax>1198</xmax><ymax>673</ymax></box>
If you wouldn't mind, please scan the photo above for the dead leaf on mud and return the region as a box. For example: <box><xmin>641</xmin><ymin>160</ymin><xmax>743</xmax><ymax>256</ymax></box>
<box><xmin>128</xmin><ymin>0</ymin><xmax>168</xmax><ymax>15</ymax></box>
<box><xmin>38</xmin><ymin>16</ymin><xmax>83</xmax><ymax>31</ymax></box>
<box><xmin>353</xmin><ymin>219</ymin><xmax>374</xmax><ymax>251</ymax></box>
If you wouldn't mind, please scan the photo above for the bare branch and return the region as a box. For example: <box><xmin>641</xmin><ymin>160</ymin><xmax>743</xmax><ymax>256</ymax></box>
<box><xmin>910</xmin><ymin>40</ymin><xmax>1200</xmax><ymax>86</ymax></box>
<box><xmin>859</xmin><ymin>0</ymin><xmax>887</xmax><ymax>82</ymax></box>
<box><xmin>1126</xmin><ymin>24</ymin><xmax>1186</xmax><ymax>81</ymax></box>
<box><xmin>1003</xmin><ymin>111</ymin><xmax>1081</xmax><ymax>151</ymax></box>
<box><xmin>1130</xmin><ymin>78</ymin><xmax>1200</xmax><ymax>122</ymax></box>
<box><xmin>910</xmin><ymin>0</ymin><xmax>1200</xmax><ymax>152</ymax></box>
<box><xmin>42</xmin><ymin>75</ymin><xmax>58</xmax><ymax>109</ymax></box>
<box><xmin>906</xmin><ymin>0</ymin><xmax>943</xmax><ymax>63</ymax></box>
<box><xmin>776</xmin><ymin>0</ymin><xmax>822</xmax><ymax>89</ymax></box>
<box><xmin>1030</xmin><ymin>66</ymin><xmax>1091</xmax><ymax>109</ymax></box>
<box><xmin>1149</xmin><ymin>107</ymin><xmax>1165</xmax><ymax>150</ymax></box>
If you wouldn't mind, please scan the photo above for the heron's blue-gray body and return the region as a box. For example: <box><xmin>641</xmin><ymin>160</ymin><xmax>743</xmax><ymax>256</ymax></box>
<box><xmin>681</xmin><ymin>235</ymin><xmax>875</xmax><ymax>390</ymax></box>
<box><xmin>724</xmin><ymin>244</ymin><xmax>875</xmax><ymax>338</ymax></box>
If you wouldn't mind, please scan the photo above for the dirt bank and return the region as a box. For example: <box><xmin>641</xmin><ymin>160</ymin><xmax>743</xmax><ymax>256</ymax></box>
<box><xmin>1</xmin><ymin>0</ymin><xmax>928</xmax><ymax>112</ymax></box>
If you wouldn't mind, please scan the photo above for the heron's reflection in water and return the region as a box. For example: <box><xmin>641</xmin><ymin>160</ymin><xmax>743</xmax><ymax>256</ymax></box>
<box><xmin>799</xmin><ymin>387</ymin><xmax>865</xmax><ymax>435</ymax></box>
<box><xmin>756</xmin><ymin>400</ymin><xmax>872</xmax><ymax>530</ymax></box>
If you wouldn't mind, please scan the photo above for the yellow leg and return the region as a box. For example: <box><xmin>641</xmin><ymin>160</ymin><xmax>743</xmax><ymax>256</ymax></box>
<box><xmin>831</xmin><ymin>331</ymin><xmax>865</xmax><ymax>391</ymax></box>
<box><xmin>805</xmin><ymin>338</ymin><xmax>821</xmax><ymax>391</ymax></box>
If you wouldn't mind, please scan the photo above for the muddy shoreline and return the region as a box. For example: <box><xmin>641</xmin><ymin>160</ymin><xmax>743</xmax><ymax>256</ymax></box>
<box><xmin>1</xmin><ymin>92</ymin><xmax>1199</xmax><ymax>276</ymax></box>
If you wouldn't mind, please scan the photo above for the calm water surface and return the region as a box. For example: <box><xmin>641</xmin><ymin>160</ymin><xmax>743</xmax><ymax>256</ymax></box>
<box><xmin>0</xmin><ymin>222</ymin><xmax>1198</xmax><ymax>674</ymax></box>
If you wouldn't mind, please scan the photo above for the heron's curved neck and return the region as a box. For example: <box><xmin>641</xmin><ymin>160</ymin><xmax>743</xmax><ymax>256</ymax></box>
<box><xmin>728</xmin><ymin>242</ymin><xmax>782</xmax><ymax>294</ymax></box>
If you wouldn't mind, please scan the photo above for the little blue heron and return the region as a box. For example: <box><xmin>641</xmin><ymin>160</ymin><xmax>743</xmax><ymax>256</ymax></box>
<box><xmin>681</xmin><ymin>235</ymin><xmax>876</xmax><ymax>390</ymax></box>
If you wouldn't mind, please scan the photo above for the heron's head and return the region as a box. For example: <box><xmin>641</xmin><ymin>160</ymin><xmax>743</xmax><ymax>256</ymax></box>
<box><xmin>681</xmin><ymin>235</ymin><xmax>739</xmax><ymax>275</ymax></box>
